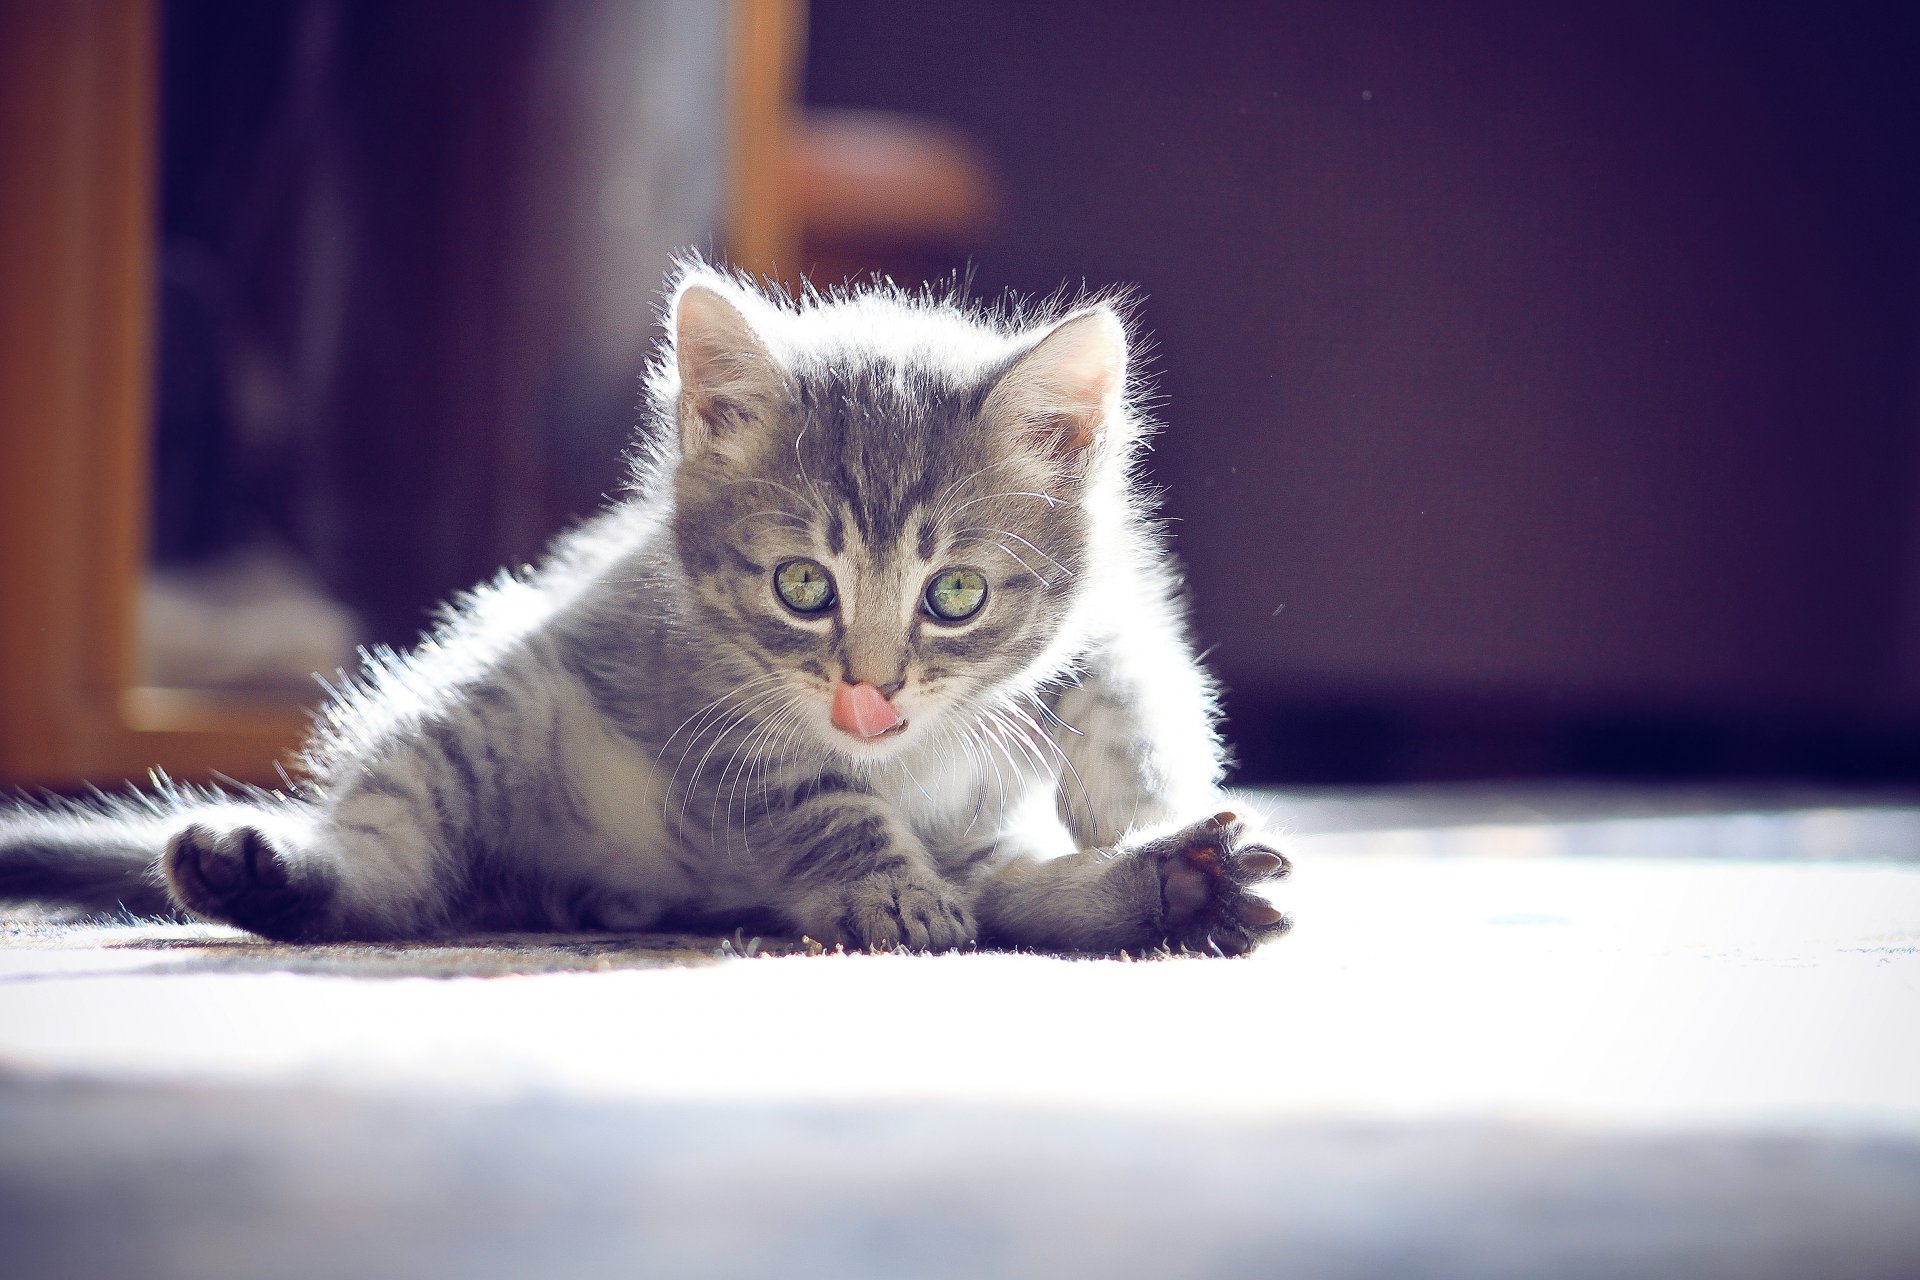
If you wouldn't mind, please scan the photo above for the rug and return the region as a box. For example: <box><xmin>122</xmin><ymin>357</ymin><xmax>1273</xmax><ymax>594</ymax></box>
<box><xmin>3</xmin><ymin>788</ymin><xmax>1918</xmax><ymax>1278</ymax></box>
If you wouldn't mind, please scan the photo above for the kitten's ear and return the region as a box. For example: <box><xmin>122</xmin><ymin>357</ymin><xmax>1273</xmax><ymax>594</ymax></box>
<box><xmin>672</xmin><ymin>283</ymin><xmax>787</xmax><ymax>459</ymax></box>
<box><xmin>983</xmin><ymin>306</ymin><xmax>1128</xmax><ymax>463</ymax></box>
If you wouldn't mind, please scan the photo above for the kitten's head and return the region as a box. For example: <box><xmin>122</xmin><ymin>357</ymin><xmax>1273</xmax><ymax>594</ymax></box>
<box><xmin>651</xmin><ymin>265</ymin><xmax>1145</xmax><ymax>763</ymax></box>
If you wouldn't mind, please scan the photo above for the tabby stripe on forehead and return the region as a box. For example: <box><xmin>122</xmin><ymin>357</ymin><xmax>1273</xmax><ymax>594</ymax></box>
<box><xmin>899</xmin><ymin>466</ymin><xmax>943</xmax><ymax>516</ymax></box>
<box><xmin>916</xmin><ymin>516</ymin><xmax>937</xmax><ymax>561</ymax></box>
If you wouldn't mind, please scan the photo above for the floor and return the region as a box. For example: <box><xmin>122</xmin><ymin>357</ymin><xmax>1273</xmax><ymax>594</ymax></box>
<box><xmin>3</xmin><ymin>785</ymin><xmax>1918</xmax><ymax>1279</ymax></box>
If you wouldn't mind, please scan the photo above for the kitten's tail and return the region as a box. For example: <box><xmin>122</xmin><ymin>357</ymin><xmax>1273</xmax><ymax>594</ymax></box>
<box><xmin>0</xmin><ymin>793</ymin><xmax>181</xmax><ymax>918</ymax></box>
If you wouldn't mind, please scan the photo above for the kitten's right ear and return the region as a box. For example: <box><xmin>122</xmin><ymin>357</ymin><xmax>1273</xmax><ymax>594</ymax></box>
<box><xmin>982</xmin><ymin>306</ymin><xmax>1128</xmax><ymax>467</ymax></box>
<box><xmin>672</xmin><ymin>283</ymin><xmax>787</xmax><ymax>459</ymax></box>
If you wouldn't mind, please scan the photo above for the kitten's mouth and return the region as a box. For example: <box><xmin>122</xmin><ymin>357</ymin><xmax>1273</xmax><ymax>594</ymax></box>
<box><xmin>830</xmin><ymin>681</ymin><xmax>908</xmax><ymax>742</ymax></box>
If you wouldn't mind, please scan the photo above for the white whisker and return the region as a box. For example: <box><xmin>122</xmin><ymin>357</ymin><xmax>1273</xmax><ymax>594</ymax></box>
<box><xmin>959</xmin><ymin>526</ymin><xmax>1073</xmax><ymax>577</ymax></box>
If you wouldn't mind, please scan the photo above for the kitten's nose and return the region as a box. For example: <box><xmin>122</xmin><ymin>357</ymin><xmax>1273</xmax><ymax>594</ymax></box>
<box><xmin>840</xmin><ymin>665</ymin><xmax>904</xmax><ymax>698</ymax></box>
<box><xmin>831</xmin><ymin>680</ymin><xmax>906</xmax><ymax>740</ymax></box>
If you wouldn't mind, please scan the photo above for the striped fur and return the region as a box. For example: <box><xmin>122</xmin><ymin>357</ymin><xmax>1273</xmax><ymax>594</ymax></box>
<box><xmin>0</xmin><ymin>261</ymin><xmax>1290</xmax><ymax>954</ymax></box>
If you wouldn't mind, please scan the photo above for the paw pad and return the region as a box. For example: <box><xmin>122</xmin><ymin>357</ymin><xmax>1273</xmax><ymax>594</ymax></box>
<box><xmin>163</xmin><ymin>822</ymin><xmax>329</xmax><ymax>940</ymax></box>
<box><xmin>1146</xmin><ymin>812</ymin><xmax>1292</xmax><ymax>955</ymax></box>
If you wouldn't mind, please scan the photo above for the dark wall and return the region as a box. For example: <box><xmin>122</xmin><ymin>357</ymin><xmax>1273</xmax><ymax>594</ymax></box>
<box><xmin>806</xmin><ymin>0</ymin><xmax>1920</xmax><ymax>782</ymax></box>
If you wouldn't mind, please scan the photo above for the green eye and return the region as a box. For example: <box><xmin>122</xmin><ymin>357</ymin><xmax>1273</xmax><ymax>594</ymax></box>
<box><xmin>924</xmin><ymin>567</ymin><xmax>988</xmax><ymax>621</ymax></box>
<box><xmin>774</xmin><ymin>558</ymin><xmax>836</xmax><ymax>613</ymax></box>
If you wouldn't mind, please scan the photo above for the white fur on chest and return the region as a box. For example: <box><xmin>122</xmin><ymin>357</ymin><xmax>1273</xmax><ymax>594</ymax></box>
<box><xmin>875</xmin><ymin>732</ymin><xmax>1057</xmax><ymax>855</ymax></box>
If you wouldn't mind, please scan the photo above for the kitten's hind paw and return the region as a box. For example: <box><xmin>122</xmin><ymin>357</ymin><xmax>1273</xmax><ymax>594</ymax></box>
<box><xmin>164</xmin><ymin>822</ymin><xmax>334</xmax><ymax>941</ymax></box>
<box><xmin>1144</xmin><ymin>811</ymin><xmax>1292</xmax><ymax>956</ymax></box>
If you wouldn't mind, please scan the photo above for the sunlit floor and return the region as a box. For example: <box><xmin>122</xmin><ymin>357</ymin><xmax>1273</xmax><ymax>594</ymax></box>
<box><xmin>3</xmin><ymin>786</ymin><xmax>1918</xmax><ymax>1279</ymax></box>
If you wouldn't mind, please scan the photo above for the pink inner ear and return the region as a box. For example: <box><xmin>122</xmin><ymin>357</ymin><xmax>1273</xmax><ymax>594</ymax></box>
<box><xmin>988</xmin><ymin>309</ymin><xmax>1127</xmax><ymax>460</ymax></box>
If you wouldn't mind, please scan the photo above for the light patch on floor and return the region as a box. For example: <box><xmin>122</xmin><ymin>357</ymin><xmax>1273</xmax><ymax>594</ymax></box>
<box><xmin>5</xmin><ymin>854</ymin><xmax>1919</xmax><ymax>1130</ymax></box>
<box><xmin>3</xmin><ymin>793</ymin><xmax>1919</xmax><ymax>1278</ymax></box>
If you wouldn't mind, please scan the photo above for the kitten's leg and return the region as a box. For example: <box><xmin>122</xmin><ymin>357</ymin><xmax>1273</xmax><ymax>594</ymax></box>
<box><xmin>978</xmin><ymin>638</ymin><xmax>1293</xmax><ymax>955</ymax></box>
<box><xmin>761</xmin><ymin>790</ymin><xmax>976</xmax><ymax>950</ymax></box>
<box><xmin>975</xmin><ymin>810</ymin><xmax>1290</xmax><ymax>955</ymax></box>
<box><xmin>163</xmin><ymin>735</ymin><xmax>481</xmax><ymax>941</ymax></box>
<box><xmin>1045</xmin><ymin>642</ymin><xmax>1227</xmax><ymax>848</ymax></box>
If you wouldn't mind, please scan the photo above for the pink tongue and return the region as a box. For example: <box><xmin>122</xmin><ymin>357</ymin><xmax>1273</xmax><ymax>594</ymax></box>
<box><xmin>831</xmin><ymin>681</ymin><xmax>903</xmax><ymax>739</ymax></box>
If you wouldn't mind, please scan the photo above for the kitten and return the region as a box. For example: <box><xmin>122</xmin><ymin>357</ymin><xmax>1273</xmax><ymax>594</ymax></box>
<box><xmin>0</xmin><ymin>263</ymin><xmax>1291</xmax><ymax>955</ymax></box>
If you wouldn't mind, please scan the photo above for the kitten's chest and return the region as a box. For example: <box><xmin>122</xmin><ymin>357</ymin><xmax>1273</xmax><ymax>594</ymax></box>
<box><xmin>874</xmin><ymin>735</ymin><xmax>1052</xmax><ymax>852</ymax></box>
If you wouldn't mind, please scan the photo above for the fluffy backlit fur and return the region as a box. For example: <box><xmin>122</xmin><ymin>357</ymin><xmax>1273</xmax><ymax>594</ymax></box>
<box><xmin>0</xmin><ymin>261</ymin><xmax>1291</xmax><ymax>954</ymax></box>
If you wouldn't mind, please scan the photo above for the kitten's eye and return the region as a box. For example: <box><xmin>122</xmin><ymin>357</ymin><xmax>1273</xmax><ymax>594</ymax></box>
<box><xmin>774</xmin><ymin>558</ymin><xmax>836</xmax><ymax>613</ymax></box>
<box><xmin>924</xmin><ymin>567</ymin><xmax>988</xmax><ymax>621</ymax></box>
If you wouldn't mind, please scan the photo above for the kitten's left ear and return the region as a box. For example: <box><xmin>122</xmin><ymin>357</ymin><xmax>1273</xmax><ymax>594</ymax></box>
<box><xmin>983</xmin><ymin>306</ymin><xmax>1129</xmax><ymax>463</ymax></box>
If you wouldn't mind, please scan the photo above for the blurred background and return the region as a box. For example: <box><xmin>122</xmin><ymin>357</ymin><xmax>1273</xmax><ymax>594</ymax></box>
<box><xmin>807</xmin><ymin>0</ymin><xmax>1920</xmax><ymax>785</ymax></box>
<box><xmin>8</xmin><ymin>12</ymin><xmax>1920</xmax><ymax>1275</ymax></box>
<box><xmin>5</xmin><ymin>0</ymin><xmax>1917</xmax><ymax>788</ymax></box>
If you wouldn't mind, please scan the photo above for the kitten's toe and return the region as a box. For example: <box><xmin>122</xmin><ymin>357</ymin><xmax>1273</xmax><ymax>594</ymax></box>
<box><xmin>168</xmin><ymin>824</ymin><xmax>240</xmax><ymax>897</ymax></box>
<box><xmin>164</xmin><ymin>822</ymin><xmax>332</xmax><ymax>941</ymax></box>
<box><xmin>1142</xmin><ymin>812</ymin><xmax>1292</xmax><ymax>955</ymax></box>
<box><xmin>1236</xmin><ymin>898</ymin><xmax>1289</xmax><ymax>929</ymax></box>
<box><xmin>894</xmin><ymin>886</ymin><xmax>974</xmax><ymax>951</ymax></box>
<box><xmin>1233</xmin><ymin>846</ymin><xmax>1292</xmax><ymax>882</ymax></box>
<box><xmin>812</xmin><ymin>866</ymin><xmax>976</xmax><ymax>952</ymax></box>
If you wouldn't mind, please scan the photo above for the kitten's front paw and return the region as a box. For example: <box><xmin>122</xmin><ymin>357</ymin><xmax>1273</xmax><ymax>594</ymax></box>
<box><xmin>810</xmin><ymin>865</ymin><xmax>976</xmax><ymax>952</ymax></box>
<box><xmin>1138</xmin><ymin>811</ymin><xmax>1291</xmax><ymax>956</ymax></box>
<box><xmin>163</xmin><ymin>822</ymin><xmax>334</xmax><ymax>941</ymax></box>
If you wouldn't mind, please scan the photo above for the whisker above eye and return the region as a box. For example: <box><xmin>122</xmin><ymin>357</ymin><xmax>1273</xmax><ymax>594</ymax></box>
<box><xmin>726</xmin><ymin>509</ymin><xmax>813</xmax><ymax>534</ymax></box>
<box><xmin>707</xmin><ymin>475</ymin><xmax>827</xmax><ymax>519</ymax></box>
<box><xmin>956</xmin><ymin>532</ymin><xmax>1050</xmax><ymax>586</ymax></box>
<box><xmin>956</xmin><ymin>526</ymin><xmax>1074</xmax><ymax>578</ymax></box>
<box><xmin>793</xmin><ymin>426</ymin><xmax>831</xmax><ymax>517</ymax></box>
<box><xmin>941</xmin><ymin>489</ymin><xmax>1061</xmax><ymax>520</ymax></box>
<box><xmin>927</xmin><ymin>455</ymin><xmax>1030</xmax><ymax>522</ymax></box>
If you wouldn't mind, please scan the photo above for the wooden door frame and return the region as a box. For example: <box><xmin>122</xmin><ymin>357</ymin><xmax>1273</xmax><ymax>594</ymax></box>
<box><xmin>0</xmin><ymin>0</ymin><xmax>802</xmax><ymax>788</ymax></box>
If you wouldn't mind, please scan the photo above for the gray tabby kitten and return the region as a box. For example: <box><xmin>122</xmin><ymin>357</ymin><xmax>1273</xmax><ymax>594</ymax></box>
<box><xmin>0</xmin><ymin>264</ymin><xmax>1292</xmax><ymax>954</ymax></box>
